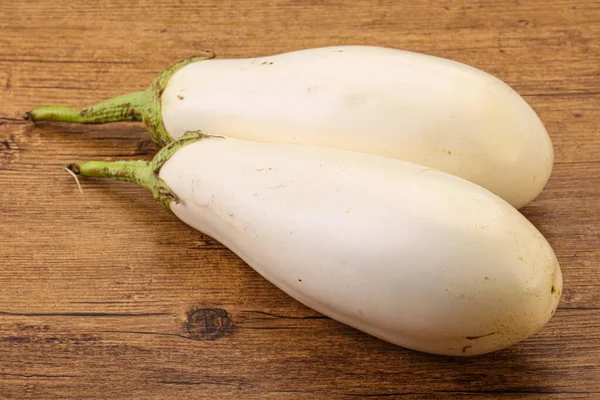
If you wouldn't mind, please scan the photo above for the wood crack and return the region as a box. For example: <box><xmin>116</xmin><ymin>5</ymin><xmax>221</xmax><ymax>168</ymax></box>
<box><xmin>241</xmin><ymin>310</ymin><xmax>329</xmax><ymax>320</ymax></box>
<box><xmin>96</xmin><ymin>330</ymin><xmax>192</xmax><ymax>340</ymax></box>
<box><xmin>0</xmin><ymin>372</ymin><xmax>81</xmax><ymax>379</ymax></box>
<box><xmin>0</xmin><ymin>311</ymin><xmax>170</xmax><ymax>317</ymax></box>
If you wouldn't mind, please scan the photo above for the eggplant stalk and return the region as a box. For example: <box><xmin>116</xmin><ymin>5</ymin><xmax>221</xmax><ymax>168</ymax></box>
<box><xmin>67</xmin><ymin>131</ymin><xmax>205</xmax><ymax>209</ymax></box>
<box><xmin>27</xmin><ymin>52</ymin><xmax>215</xmax><ymax>146</ymax></box>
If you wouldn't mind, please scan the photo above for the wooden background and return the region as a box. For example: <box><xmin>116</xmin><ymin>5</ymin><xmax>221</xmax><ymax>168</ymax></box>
<box><xmin>1</xmin><ymin>0</ymin><xmax>599</xmax><ymax>398</ymax></box>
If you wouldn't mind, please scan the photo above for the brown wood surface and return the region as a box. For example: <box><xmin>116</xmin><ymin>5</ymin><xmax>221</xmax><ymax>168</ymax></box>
<box><xmin>1</xmin><ymin>0</ymin><xmax>599</xmax><ymax>398</ymax></box>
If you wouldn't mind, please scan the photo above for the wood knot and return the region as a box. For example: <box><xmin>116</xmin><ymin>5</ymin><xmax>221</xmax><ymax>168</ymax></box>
<box><xmin>186</xmin><ymin>308</ymin><xmax>233</xmax><ymax>340</ymax></box>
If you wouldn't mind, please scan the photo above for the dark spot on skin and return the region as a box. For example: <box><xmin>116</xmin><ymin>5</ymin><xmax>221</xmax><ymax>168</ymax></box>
<box><xmin>261</xmin><ymin>61</ymin><xmax>267</xmax><ymax>65</ymax></box>
<box><xmin>186</xmin><ymin>308</ymin><xmax>234</xmax><ymax>340</ymax></box>
<box><xmin>298</xmin><ymin>279</ymin><xmax>302</xmax><ymax>282</ymax></box>
<box><xmin>551</xmin><ymin>285</ymin><xmax>557</xmax><ymax>294</ymax></box>
<box><xmin>124</xmin><ymin>103</ymin><xmax>138</xmax><ymax>120</ymax></box>
<box><xmin>462</xmin><ymin>345</ymin><xmax>472</xmax><ymax>353</ymax></box>
<box><xmin>177</xmin><ymin>94</ymin><xmax>184</xmax><ymax>100</ymax></box>
<box><xmin>269</xmin><ymin>62</ymin><xmax>273</xmax><ymax>65</ymax></box>
<box><xmin>466</xmin><ymin>332</ymin><xmax>497</xmax><ymax>340</ymax></box>
<box><xmin>484</xmin><ymin>276</ymin><xmax>489</xmax><ymax>280</ymax></box>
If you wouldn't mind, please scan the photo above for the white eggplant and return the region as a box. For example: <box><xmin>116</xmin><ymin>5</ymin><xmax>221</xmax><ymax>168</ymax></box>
<box><xmin>32</xmin><ymin>46</ymin><xmax>553</xmax><ymax>208</ymax></box>
<box><xmin>70</xmin><ymin>133</ymin><xmax>562</xmax><ymax>356</ymax></box>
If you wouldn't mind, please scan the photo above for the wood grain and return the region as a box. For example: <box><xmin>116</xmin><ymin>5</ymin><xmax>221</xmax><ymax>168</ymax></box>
<box><xmin>1</xmin><ymin>0</ymin><xmax>599</xmax><ymax>398</ymax></box>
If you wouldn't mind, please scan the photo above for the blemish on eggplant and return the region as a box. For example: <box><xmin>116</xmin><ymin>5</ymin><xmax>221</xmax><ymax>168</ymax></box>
<box><xmin>186</xmin><ymin>308</ymin><xmax>234</xmax><ymax>340</ymax></box>
<box><xmin>124</xmin><ymin>103</ymin><xmax>138</xmax><ymax>120</ymax></box>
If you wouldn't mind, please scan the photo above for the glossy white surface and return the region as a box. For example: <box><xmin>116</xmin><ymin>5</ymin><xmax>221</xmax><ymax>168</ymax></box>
<box><xmin>160</xmin><ymin>137</ymin><xmax>561</xmax><ymax>356</ymax></box>
<box><xmin>162</xmin><ymin>46</ymin><xmax>554</xmax><ymax>208</ymax></box>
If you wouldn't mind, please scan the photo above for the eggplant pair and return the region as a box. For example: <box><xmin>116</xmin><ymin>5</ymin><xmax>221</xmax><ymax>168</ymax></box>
<box><xmin>31</xmin><ymin>46</ymin><xmax>561</xmax><ymax>356</ymax></box>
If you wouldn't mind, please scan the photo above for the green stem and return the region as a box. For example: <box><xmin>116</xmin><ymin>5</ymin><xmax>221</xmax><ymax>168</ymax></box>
<box><xmin>28</xmin><ymin>91</ymin><xmax>146</xmax><ymax>124</ymax></box>
<box><xmin>69</xmin><ymin>160</ymin><xmax>153</xmax><ymax>188</ymax></box>
<box><xmin>66</xmin><ymin>131</ymin><xmax>207</xmax><ymax>211</ymax></box>
<box><xmin>27</xmin><ymin>51</ymin><xmax>216</xmax><ymax>147</ymax></box>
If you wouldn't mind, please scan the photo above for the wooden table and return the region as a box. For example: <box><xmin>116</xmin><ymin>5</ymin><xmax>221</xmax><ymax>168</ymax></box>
<box><xmin>1</xmin><ymin>1</ymin><xmax>599</xmax><ymax>398</ymax></box>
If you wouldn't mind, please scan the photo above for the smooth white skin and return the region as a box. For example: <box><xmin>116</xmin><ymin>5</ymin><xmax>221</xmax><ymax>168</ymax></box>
<box><xmin>159</xmin><ymin>137</ymin><xmax>562</xmax><ymax>356</ymax></box>
<box><xmin>161</xmin><ymin>45</ymin><xmax>554</xmax><ymax>209</ymax></box>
